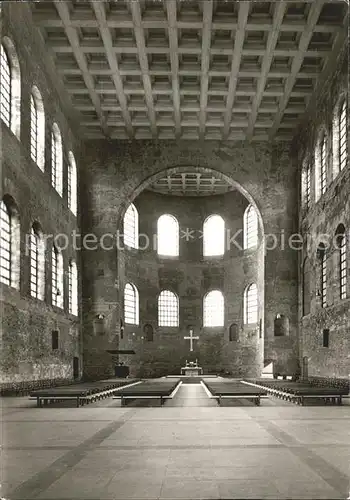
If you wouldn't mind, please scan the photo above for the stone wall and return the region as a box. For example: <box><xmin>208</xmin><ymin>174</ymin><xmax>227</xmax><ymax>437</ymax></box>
<box><xmin>81</xmin><ymin>141</ymin><xmax>299</xmax><ymax>379</ymax></box>
<box><xmin>1</xmin><ymin>3</ymin><xmax>82</xmax><ymax>385</ymax></box>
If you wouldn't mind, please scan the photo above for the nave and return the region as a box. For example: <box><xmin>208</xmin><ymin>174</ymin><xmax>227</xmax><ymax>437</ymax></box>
<box><xmin>1</xmin><ymin>382</ymin><xmax>350</xmax><ymax>500</ymax></box>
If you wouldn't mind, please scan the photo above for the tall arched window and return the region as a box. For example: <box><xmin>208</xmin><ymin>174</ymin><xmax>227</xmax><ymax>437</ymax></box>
<box><xmin>244</xmin><ymin>283</ymin><xmax>258</xmax><ymax>324</ymax></box>
<box><xmin>69</xmin><ymin>260</ymin><xmax>78</xmax><ymax>315</ymax></box>
<box><xmin>68</xmin><ymin>151</ymin><xmax>77</xmax><ymax>215</ymax></box>
<box><xmin>315</xmin><ymin>132</ymin><xmax>328</xmax><ymax>199</ymax></box>
<box><xmin>0</xmin><ymin>44</ymin><xmax>11</xmax><ymax>127</ymax></box>
<box><xmin>0</xmin><ymin>201</ymin><xmax>11</xmax><ymax>286</ymax></box>
<box><xmin>302</xmin><ymin>159</ymin><xmax>311</xmax><ymax>210</ymax></box>
<box><xmin>336</xmin><ymin>225</ymin><xmax>347</xmax><ymax>300</ymax></box>
<box><xmin>124</xmin><ymin>283</ymin><xmax>139</xmax><ymax>325</ymax></box>
<box><xmin>244</xmin><ymin>204</ymin><xmax>258</xmax><ymax>249</ymax></box>
<box><xmin>52</xmin><ymin>246</ymin><xmax>64</xmax><ymax>308</ymax></box>
<box><xmin>30</xmin><ymin>86</ymin><xmax>45</xmax><ymax>170</ymax></box>
<box><xmin>333</xmin><ymin>96</ymin><xmax>348</xmax><ymax>176</ymax></box>
<box><xmin>158</xmin><ymin>290</ymin><xmax>179</xmax><ymax>327</ymax></box>
<box><xmin>338</xmin><ymin>98</ymin><xmax>348</xmax><ymax>172</ymax></box>
<box><xmin>157</xmin><ymin>214</ymin><xmax>179</xmax><ymax>256</ymax></box>
<box><xmin>0</xmin><ymin>38</ymin><xmax>21</xmax><ymax>137</ymax></box>
<box><xmin>30</xmin><ymin>223</ymin><xmax>45</xmax><ymax>300</ymax></box>
<box><xmin>302</xmin><ymin>257</ymin><xmax>311</xmax><ymax>316</ymax></box>
<box><xmin>51</xmin><ymin>123</ymin><xmax>63</xmax><ymax>196</ymax></box>
<box><xmin>123</xmin><ymin>203</ymin><xmax>138</xmax><ymax>249</ymax></box>
<box><xmin>0</xmin><ymin>197</ymin><xmax>20</xmax><ymax>289</ymax></box>
<box><xmin>203</xmin><ymin>290</ymin><xmax>224</xmax><ymax>327</ymax></box>
<box><xmin>317</xmin><ymin>243</ymin><xmax>327</xmax><ymax>308</ymax></box>
<box><xmin>203</xmin><ymin>215</ymin><xmax>225</xmax><ymax>257</ymax></box>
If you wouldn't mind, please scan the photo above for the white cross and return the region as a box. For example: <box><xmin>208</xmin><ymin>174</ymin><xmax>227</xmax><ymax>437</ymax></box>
<box><xmin>184</xmin><ymin>329</ymin><xmax>199</xmax><ymax>352</ymax></box>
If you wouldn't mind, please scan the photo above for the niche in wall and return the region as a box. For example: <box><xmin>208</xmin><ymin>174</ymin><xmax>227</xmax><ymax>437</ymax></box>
<box><xmin>274</xmin><ymin>314</ymin><xmax>289</xmax><ymax>337</ymax></box>
<box><xmin>51</xmin><ymin>330</ymin><xmax>59</xmax><ymax>350</ymax></box>
<box><xmin>144</xmin><ymin>324</ymin><xmax>154</xmax><ymax>342</ymax></box>
<box><xmin>322</xmin><ymin>328</ymin><xmax>330</xmax><ymax>347</ymax></box>
<box><xmin>229</xmin><ymin>323</ymin><xmax>239</xmax><ymax>341</ymax></box>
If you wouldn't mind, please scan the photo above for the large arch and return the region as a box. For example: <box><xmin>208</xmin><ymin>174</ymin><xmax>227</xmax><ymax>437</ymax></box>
<box><xmin>117</xmin><ymin>165</ymin><xmax>265</xmax><ymax>237</ymax></box>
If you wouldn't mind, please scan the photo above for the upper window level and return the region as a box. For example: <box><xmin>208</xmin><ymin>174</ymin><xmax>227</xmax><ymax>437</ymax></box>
<box><xmin>302</xmin><ymin>90</ymin><xmax>348</xmax><ymax>214</ymax></box>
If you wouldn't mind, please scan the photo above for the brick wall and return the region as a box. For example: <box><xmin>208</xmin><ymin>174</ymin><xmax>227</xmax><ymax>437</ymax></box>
<box><xmin>117</xmin><ymin>190</ymin><xmax>263</xmax><ymax>377</ymax></box>
<box><xmin>1</xmin><ymin>3</ymin><xmax>82</xmax><ymax>385</ymax></box>
<box><xmin>295</xmin><ymin>51</ymin><xmax>350</xmax><ymax>379</ymax></box>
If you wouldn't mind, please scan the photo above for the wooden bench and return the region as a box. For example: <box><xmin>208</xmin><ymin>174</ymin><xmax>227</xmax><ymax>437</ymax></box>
<box><xmin>113</xmin><ymin>379</ymin><xmax>181</xmax><ymax>406</ymax></box>
<box><xmin>202</xmin><ymin>379</ymin><xmax>267</xmax><ymax>406</ymax></box>
<box><xmin>29</xmin><ymin>379</ymin><xmax>139</xmax><ymax>407</ymax></box>
<box><xmin>243</xmin><ymin>380</ymin><xmax>347</xmax><ymax>405</ymax></box>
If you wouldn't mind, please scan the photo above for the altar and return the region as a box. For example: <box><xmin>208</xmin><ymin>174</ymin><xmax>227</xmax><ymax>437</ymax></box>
<box><xmin>181</xmin><ymin>360</ymin><xmax>203</xmax><ymax>376</ymax></box>
<box><xmin>181</xmin><ymin>366</ymin><xmax>203</xmax><ymax>376</ymax></box>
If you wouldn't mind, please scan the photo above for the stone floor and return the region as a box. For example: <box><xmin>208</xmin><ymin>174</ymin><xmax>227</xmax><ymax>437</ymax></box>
<box><xmin>1</xmin><ymin>385</ymin><xmax>350</xmax><ymax>499</ymax></box>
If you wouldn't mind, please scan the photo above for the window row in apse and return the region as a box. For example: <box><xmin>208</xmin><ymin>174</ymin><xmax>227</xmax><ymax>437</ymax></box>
<box><xmin>0</xmin><ymin>198</ymin><xmax>78</xmax><ymax>316</ymax></box>
<box><xmin>0</xmin><ymin>39</ymin><xmax>77</xmax><ymax>215</ymax></box>
<box><xmin>302</xmin><ymin>92</ymin><xmax>348</xmax><ymax>210</ymax></box>
<box><xmin>302</xmin><ymin>224</ymin><xmax>348</xmax><ymax>315</ymax></box>
<box><xmin>123</xmin><ymin>204</ymin><xmax>259</xmax><ymax>256</ymax></box>
<box><xmin>123</xmin><ymin>284</ymin><xmax>258</xmax><ymax>328</ymax></box>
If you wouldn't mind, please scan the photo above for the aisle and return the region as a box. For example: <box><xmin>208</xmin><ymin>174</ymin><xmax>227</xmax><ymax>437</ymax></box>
<box><xmin>166</xmin><ymin>383</ymin><xmax>217</xmax><ymax>407</ymax></box>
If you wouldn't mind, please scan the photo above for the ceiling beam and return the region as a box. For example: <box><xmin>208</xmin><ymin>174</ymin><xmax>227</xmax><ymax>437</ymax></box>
<box><xmin>54</xmin><ymin>1</ymin><xmax>108</xmax><ymax>136</ymax></box>
<box><xmin>199</xmin><ymin>0</ymin><xmax>213</xmax><ymax>139</ymax></box>
<box><xmin>129</xmin><ymin>0</ymin><xmax>157</xmax><ymax>138</ymax></box>
<box><xmin>223</xmin><ymin>2</ymin><xmax>250</xmax><ymax>139</ymax></box>
<box><xmin>246</xmin><ymin>1</ymin><xmax>287</xmax><ymax>139</ymax></box>
<box><xmin>166</xmin><ymin>0</ymin><xmax>181</xmax><ymax>139</ymax></box>
<box><xmin>269</xmin><ymin>0</ymin><xmax>326</xmax><ymax>139</ymax></box>
<box><xmin>91</xmin><ymin>2</ymin><xmax>133</xmax><ymax>137</ymax></box>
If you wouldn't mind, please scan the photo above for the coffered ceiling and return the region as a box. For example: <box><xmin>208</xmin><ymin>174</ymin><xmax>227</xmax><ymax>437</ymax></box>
<box><xmin>147</xmin><ymin>170</ymin><xmax>234</xmax><ymax>196</ymax></box>
<box><xmin>31</xmin><ymin>0</ymin><xmax>348</xmax><ymax>141</ymax></box>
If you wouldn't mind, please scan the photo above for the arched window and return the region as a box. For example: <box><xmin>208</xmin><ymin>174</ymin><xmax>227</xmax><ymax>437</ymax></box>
<box><xmin>244</xmin><ymin>283</ymin><xmax>258</xmax><ymax>324</ymax></box>
<box><xmin>123</xmin><ymin>203</ymin><xmax>138</xmax><ymax>249</ymax></box>
<box><xmin>158</xmin><ymin>290</ymin><xmax>179</xmax><ymax>327</ymax></box>
<box><xmin>302</xmin><ymin>159</ymin><xmax>311</xmax><ymax>210</ymax></box>
<box><xmin>333</xmin><ymin>96</ymin><xmax>348</xmax><ymax>176</ymax></box>
<box><xmin>203</xmin><ymin>215</ymin><xmax>225</xmax><ymax>257</ymax></box>
<box><xmin>69</xmin><ymin>260</ymin><xmax>78</xmax><ymax>315</ymax></box>
<box><xmin>203</xmin><ymin>290</ymin><xmax>224</xmax><ymax>327</ymax></box>
<box><xmin>124</xmin><ymin>283</ymin><xmax>139</xmax><ymax>325</ymax></box>
<box><xmin>315</xmin><ymin>132</ymin><xmax>328</xmax><ymax>199</ymax></box>
<box><xmin>0</xmin><ymin>198</ymin><xmax>20</xmax><ymax>288</ymax></box>
<box><xmin>244</xmin><ymin>204</ymin><xmax>258</xmax><ymax>249</ymax></box>
<box><xmin>0</xmin><ymin>38</ymin><xmax>21</xmax><ymax>137</ymax></box>
<box><xmin>338</xmin><ymin>98</ymin><xmax>348</xmax><ymax>172</ymax></box>
<box><xmin>68</xmin><ymin>151</ymin><xmax>77</xmax><ymax>215</ymax></box>
<box><xmin>30</xmin><ymin>223</ymin><xmax>45</xmax><ymax>300</ymax></box>
<box><xmin>51</xmin><ymin>123</ymin><xmax>63</xmax><ymax>196</ymax></box>
<box><xmin>52</xmin><ymin>246</ymin><xmax>64</xmax><ymax>308</ymax></box>
<box><xmin>30</xmin><ymin>86</ymin><xmax>45</xmax><ymax>170</ymax></box>
<box><xmin>317</xmin><ymin>243</ymin><xmax>327</xmax><ymax>308</ymax></box>
<box><xmin>0</xmin><ymin>44</ymin><xmax>11</xmax><ymax>127</ymax></box>
<box><xmin>302</xmin><ymin>257</ymin><xmax>311</xmax><ymax>316</ymax></box>
<box><xmin>157</xmin><ymin>214</ymin><xmax>179</xmax><ymax>256</ymax></box>
<box><xmin>336</xmin><ymin>225</ymin><xmax>347</xmax><ymax>300</ymax></box>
